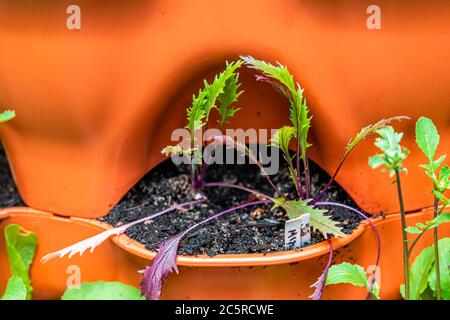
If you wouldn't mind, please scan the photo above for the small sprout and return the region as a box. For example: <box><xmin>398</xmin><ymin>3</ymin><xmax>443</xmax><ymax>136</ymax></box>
<box><xmin>242</xmin><ymin>55</ymin><xmax>312</xmax><ymax>197</ymax></box>
<box><xmin>369</xmin><ymin>126</ymin><xmax>409</xmax><ymax>177</ymax></box>
<box><xmin>162</xmin><ymin>61</ymin><xmax>243</xmax><ymax>190</ymax></box>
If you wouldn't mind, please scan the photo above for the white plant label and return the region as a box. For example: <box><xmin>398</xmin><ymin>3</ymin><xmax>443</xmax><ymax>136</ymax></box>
<box><xmin>284</xmin><ymin>214</ymin><xmax>311</xmax><ymax>250</ymax></box>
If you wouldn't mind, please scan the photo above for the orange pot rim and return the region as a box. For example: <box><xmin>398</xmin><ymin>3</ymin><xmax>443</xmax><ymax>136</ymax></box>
<box><xmin>76</xmin><ymin>214</ymin><xmax>369</xmax><ymax>267</ymax></box>
<box><xmin>0</xmin><ymin>206</ymin><xmax>371</xmax><ymax>267</ymax></box>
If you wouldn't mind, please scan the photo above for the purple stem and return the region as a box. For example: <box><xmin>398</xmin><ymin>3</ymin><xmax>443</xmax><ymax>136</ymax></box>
<box><xmin>315</xmin><ymin>201</ymin><xmax>381</xmax><ymax>296</ymax></box>
<box><xmin>195</xmin><ymin>146</ymin><xmax>216</xmax><ymax>189</ymax></box>
<box><xmin>296</xmin><ymin>141</ymin><xmax>304</xmax><ymax>199</ymax></box>
<box><xmin>304</xmin><ymin>157</ymin><xmax>311</xmax><ymax>198</ymax></box>
<box><xmin>203</xmin><ymin>182</ymin><xmax>273</xmax><ymax>200</ymax></box>
<box><xmin>182</xmin><ymin>199</ymin><xmax>271</xmax><ymax>237</ymax></box>
<box><xmin>309</xmin><ymin>239</ymin><xmax>334</xmax><ymax>300</ymax></box>
<box><xmin>122</xmin><ymin>198</ymin><xmax>206</xmax><ymax>231</ymax></box>
<box><xmin>262</xmin><ymin>172</ymin><xmax>283</xmax><ymax>197</ymax></box>
<box><xmin>312</xmin><ymin>157</ymin><xmax>347</xmax><ymax>204</ymax></box>
<box><xmin>194</xmin><ymin>163</ymin><xmax>208</xmax><ymax>190</ymax></box>
<box><xmin>288</xmin><ymin>157</ymin><xmax>304</xmax><ymax>199</ymax></box>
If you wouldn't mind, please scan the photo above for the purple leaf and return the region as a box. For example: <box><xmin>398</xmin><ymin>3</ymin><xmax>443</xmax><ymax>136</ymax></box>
<box><xmin>141</xmin><ymin>199</ymin><xmax>270</xmax><ymax>300</ymax></box>
<box><xmin>141</xmin><ymin>232</ymin><xmax>187</xmax><ymax>300</ymax></box>
<box><xmin>309</xmin><ymin>239</ymin><xmax>333</xmax><ymax>300</ymax></box>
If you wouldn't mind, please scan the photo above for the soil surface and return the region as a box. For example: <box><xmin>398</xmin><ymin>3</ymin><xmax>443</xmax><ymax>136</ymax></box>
<box><xmin>101</xmin><ymin>151</ymin><xmax>364</xmax><ymax>256</ymax></box>
<box><xmin>0</xmin><ymin>144</ymin><xmax>23</xmax><ymax>207</ymax></box>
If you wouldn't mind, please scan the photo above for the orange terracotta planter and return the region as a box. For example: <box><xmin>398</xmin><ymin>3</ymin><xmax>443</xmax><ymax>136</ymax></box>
<box><xmin>1</xmin><ymin>1</ymin><xmax>450</xmax><ymax>217</ymax></box>
<box><xmin>1</xmin><ymin>207</ymin><xmax>448</xmax><ymax>300</ymax></box>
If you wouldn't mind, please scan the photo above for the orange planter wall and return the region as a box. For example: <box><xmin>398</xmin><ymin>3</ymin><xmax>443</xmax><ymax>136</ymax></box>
<box><xmin>0</xmin><ymin>1</ymin><xmax>449</xmax><ymax>218</ymax></box>
<box><xmin>0</xmin><ymin>207</ymin><xmax>448</xmax><ymax>300</ymax></box>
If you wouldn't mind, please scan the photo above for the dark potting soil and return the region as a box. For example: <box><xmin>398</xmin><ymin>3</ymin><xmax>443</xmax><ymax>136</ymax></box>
<box><xmin>101</xmin><ymin>150</ymin><xmax>364</xmax><ymax>256</ymax></box>
<box><xmin>0</xmin><ymin>144</ymin><xmax>23</xmax><ymax>207</ymax></box>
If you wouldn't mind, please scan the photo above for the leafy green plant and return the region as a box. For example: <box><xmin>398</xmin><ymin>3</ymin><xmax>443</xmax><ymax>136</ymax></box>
<box><xmin>199</xmin><ymin>57</ymin><xmax>396</xmax><ymax>299</ymax></box>
<box><xmin>240</xmin><ymin>56</ymin><xmax>312</xmax><ymax>198</ymax></box>
<box><xmin>325</xmin><ymin>262</ymin><xmax>380</xmax><ymax>299</ymax></box>
<box><xmin>62</xmin><ymin>281</ymin><xmax>145</xmax><ymax>300</ymax></box>
<box><xmin>162</xmin><ymin>61</ymin><xmax>243</xmax><ymax>191</ymax></box>
<box><xmin>2</xmin><ymin>224</ymin><xmax>37</xmax><ymax>300</ymax></box>
<box><xmin>4</xmin><ymin>223</ymin><xmax>145</xmax><ymax>301</ymax></box>
<box><xmin>408</xmin><ymin>117</ymin><xmax>450</xmax><ymax>300</ymax></box>
<box><xmin>369</xmin><ymin>126</ymin><xmax>411</xmax><ymax>299</ymax></box>
<box><xmin>43</xmin><ymin>56</ymin><xmax>403</xmax><ymax>301</ymax></box>
<box><xmin>400</xmin><ymin>238</ymin><xmax>450</xmax><ymax>300</ymax></box>
<box><xmin>1</xmin><ymin>276</ymin><xmax>27</xmax><ymax>300</ymax></box>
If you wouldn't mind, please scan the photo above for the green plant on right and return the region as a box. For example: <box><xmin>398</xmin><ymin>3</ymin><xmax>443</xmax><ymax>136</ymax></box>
<box><xmin>400</xmin><ymin>238</ymin><xmax>450</xmax><ymax>300</ymax></box>
<box><xmin>370</xmin><ymin>119</ymin><xmax>450</xmax><ymax>301</ymax></box>
<box><xmin>369</xmin><ymin>126</ymin><xmax>410</xmax><ymax>299</ymax></box>
<box><xmin>404</xmin><ymin>117</ymin><xmax>450</xmax><ymax>300</ymax></box>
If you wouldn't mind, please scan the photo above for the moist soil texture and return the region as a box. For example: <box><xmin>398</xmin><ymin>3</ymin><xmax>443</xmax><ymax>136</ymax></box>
<box><xmin>101</xmin><ymin>152</ymin><xmax>364</xmax><ymax>256</ymax></box>
<box><xmin>0</xmin><ymin>144</ymin><xmax>23</xmax><ymax>207</ymax></box>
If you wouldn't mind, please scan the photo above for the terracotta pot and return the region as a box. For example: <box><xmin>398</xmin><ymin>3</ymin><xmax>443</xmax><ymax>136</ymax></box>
<box><xmin>1</xmin><ymin>1</ymin><xmax>449</xmax><ymax>217</ymax></box>
<box><xmin>1</xmin><ymin>207</ymin><xmax>448</xmax><ymax>300</ymax></box>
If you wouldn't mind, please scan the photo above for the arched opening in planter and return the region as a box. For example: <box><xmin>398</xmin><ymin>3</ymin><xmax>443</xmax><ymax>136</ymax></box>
<box><xmin>99</xmin><ymin>154</ymin><xmax>365</xmax><ymax>257</ymax></box>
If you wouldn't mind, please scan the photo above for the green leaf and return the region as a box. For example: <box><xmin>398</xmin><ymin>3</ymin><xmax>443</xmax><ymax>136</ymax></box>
<box><xmin>4</xmin><ymin>224</ymin><xmax>38</xmax><ymax>300</ymax></box>
<box><xmin>271</xmin><ymin>126</ymin><xmax>295</xmax><ymax>160</ymax></box>
<box><xmin>186</xmin><ymin>61</ymin><xmax>242</xmax><ymax>144</ymax></box>
<box><xmin>1</xmin><ymin>276</ymin><xmax>27</xmax><ymax>300</ymax></box>
<box><xmin>428</xmin><ymin>238</ymin><xmax>450</xmax><ymax>299</ymax></box>
<box><xmin>433</xmin><ymin>190</ymin><xmax>448</xmax><ymax>204</ymax></box>
<box><xmin>186</xmin><ymin>89</ymin><xmax>208</xmax><ymax>141</ymax></box>
<box><xmin>272</xmin><ymin>198</ymin><xmax>345</xmax><ymax>238</ymax></box>
<box><xmin>62</xmin><ymin>282</ymin><xmax>145</xmax><ymax>300</ymax></box>
<box><xmin>326</xmin><ymin>263</ymin><xmax>368</xmax><ymax>287</ymax></box>
<box><xmin>404</xmin><ymin>239</ymin><xmax>450</xmax><ymax>299</ymax></box>
<box><xmin>434</xmin><ymin>155</ymin><xmax>447</xmax><ymax>171</ymax></box>
<box><xmin>369</xmin><ymin>126</ymin><xmax>409</xmax><ymax>176</ymax></box>
<box><xmin>241</xmin><ymin>56</ymin><xmax>311</xmax><ymax>163</ymax></box>
<box><xmin>325</xmin><ymin>263</ymin><xmax>380</xmax><ymax>299</ymax></box>
<box><xmin>416</xmin><ymin>117</ymin><xmax>440</xmax><ymax>166</ymax></box>
<box><xmin>204</xmin><ymin>60</ymin><xmax>242</xmax><ymax>123</ymax></box>
<box><xmin>271</xmin><ymin>126</ymin><xmax>298</xmax><ymax>189</ymax></box>
<box><xmin>407</xmin><ymin>243</ymin><xmax>435</xmax><ymax>300</ymax></box>
<box><xmin>437</xmin><ymin>165</ymin><xmax>450</xmax><ymax>192</ymax></box>
<box><xmin>368</xmin><ymin>154</ymin><xmax>385</xmax><ymax>169</ymax></box>
<box><xmin>0</xmin><ymin>110</ymin><xmax>15</xmax><ymax>123</ymax></box>
<box><xmin>217</xmin><ymin>61</ymin><xmax>243</xmax><ymax>128</ymax></box>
